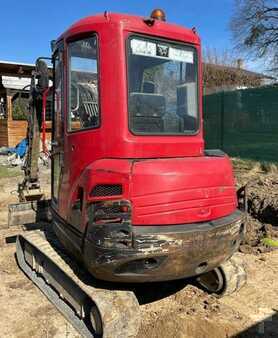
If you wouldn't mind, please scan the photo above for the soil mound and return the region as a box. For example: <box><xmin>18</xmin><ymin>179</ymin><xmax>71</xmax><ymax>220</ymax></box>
<box><xmin>234</xmin><ymin>161</ymin><xmax>278</xmax><ymax>254</ymax></box>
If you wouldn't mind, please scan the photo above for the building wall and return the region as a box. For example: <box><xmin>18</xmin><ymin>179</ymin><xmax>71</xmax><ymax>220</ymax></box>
<box><xmin>0</xmin><ymin>119</ymin><xmax>8</xmax><ymax>146</ymax></box>
<box><xmin>0</xmin><ymin>119</ymin><xmax>51</xmax><ymax>148</ymax></box>
<box><xmin>7</xmin><ymin>119</ymin><xmax>28</xmax><ymax>147</ymax></box>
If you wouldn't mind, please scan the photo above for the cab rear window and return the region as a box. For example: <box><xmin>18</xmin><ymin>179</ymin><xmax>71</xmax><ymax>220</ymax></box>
<box><xmin>127</xmin><ymin>36</ymin><xmax>199</xmax><ymax>135</ymax></box>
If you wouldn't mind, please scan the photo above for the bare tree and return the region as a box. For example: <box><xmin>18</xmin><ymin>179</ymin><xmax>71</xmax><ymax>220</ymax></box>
<box><xmin>203</xmin><ymin>46</ymin><xmax>237</xmax><ymax>67</ymax></box>
<box><xmin>230</xmin><ymin>0</ymin><xmax>278</xmax><ymax>73</ymax></box>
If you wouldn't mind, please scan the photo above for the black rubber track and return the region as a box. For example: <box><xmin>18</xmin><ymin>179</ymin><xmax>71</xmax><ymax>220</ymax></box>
<box><xmin>16</xmin><ymin>230</ymin><xmax>140</xmax><ymax>338</ymax></box>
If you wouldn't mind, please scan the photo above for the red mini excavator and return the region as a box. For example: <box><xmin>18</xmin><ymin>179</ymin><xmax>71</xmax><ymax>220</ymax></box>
<box><xmin>13</xmin><ymin>9</ymin><xmax>247</xmax><ymax>338</ymax></box>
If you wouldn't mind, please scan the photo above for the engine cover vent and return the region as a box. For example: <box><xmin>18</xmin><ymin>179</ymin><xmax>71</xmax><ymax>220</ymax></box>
<box><xmin>91</xmin><ymin>184</ymin><xmax>123</xmax><ymax>197</ymax></box>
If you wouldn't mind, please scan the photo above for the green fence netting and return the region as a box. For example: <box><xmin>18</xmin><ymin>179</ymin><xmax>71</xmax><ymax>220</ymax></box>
<box><xmin>203</xmin><ymin>85</ymin><xmax>278</xmax><ymax>162</ymax></box>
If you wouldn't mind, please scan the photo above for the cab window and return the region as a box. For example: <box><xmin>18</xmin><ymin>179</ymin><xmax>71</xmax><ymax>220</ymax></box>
<box><xmin>68</xmin><ymin>36</ymin><xmax>100</xmax><ymax>131</ymax></box>
<box><xmin>127</xmin><ymin>36</ymin><xmax>198</xmax><ymax>135</ymax></box>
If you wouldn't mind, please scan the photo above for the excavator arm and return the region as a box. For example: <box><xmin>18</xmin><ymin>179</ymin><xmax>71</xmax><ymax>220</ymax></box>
<box><xmin>8</xmin><ymin>59</ymin><xmax>51</xmax><ymax>227</ymax></box>
<box><xmin>18</xmin><ymin>59</ymin><xmax>50</xmax><ymax>202</ymax></box>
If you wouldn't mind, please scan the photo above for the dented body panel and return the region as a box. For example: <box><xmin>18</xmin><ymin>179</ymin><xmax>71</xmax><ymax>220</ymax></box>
<box><xmin>53</xmin><ymin>208</ymin><xmax>246</xmax><ymax>282</ymax></box>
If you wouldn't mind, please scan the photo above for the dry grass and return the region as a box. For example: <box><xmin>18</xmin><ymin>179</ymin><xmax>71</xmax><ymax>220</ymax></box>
<box><xmin>0</xmin><ymin>165</ymin><xmax>21</xmax><ymax>178</ymax></box>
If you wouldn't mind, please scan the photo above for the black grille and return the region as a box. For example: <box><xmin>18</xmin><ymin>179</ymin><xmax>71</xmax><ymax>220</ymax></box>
<box><xmin>91</xmin><ymin>184</ymin><xmax>123</xmax><ymax>197</ymax></box>
<box><xmin>97</xmin><ymin>205</ymin><xmax>122</xmax><ymax>214</ymax></box>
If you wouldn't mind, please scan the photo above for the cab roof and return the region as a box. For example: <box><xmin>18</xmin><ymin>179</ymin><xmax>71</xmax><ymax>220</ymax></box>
<box><xmin>58</xmin><ymin>12</ymin><xmax>200</xmax><ymax>46</ymax></box>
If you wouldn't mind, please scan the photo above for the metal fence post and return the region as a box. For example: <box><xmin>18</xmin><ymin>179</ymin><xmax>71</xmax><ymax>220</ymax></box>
<box><xmin>220</xmin><ymin>91</ymin><xmax>224</xmax><ymax>149</ymax></box>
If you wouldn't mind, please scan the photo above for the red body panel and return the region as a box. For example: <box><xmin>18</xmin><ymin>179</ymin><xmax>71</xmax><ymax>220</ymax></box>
<box><xmin>53</xmin><ymin>13</ymin><xmax>237</xmax><ymax>230</ymax></box>
<box><xmin>130</xmin><ymin>156</ymin><xmax>236</xmax><ymax>224</ymax></box>
<box><xmin>62</xmin><ymin>156</ymin><xmax>237</xmax><ymax>228</ymax></box>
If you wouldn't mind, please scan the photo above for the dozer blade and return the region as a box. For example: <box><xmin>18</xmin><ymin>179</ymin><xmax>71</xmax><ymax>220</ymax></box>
<box><xmin>8</xmin><ymin>200</ymin><xmax>50</xmax><ymax>227</ymax></box>
<box><xmin>16</xmin><ymin>229</ymin><xmax>140</xmax><ymax>338</ymax></box>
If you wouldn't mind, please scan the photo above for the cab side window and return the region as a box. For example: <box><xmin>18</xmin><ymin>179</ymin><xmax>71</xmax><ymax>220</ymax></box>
<box><xmin>68</xmin><ymin>36</ymin><xmax>100</xmax><ymax>131</ymax></box>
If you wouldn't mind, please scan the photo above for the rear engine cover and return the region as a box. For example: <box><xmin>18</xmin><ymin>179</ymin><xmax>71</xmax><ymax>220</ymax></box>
<box><xmin>130</xmin><ymin>156</ymin><xmax>237</xmax><ymax>225</ymax></box>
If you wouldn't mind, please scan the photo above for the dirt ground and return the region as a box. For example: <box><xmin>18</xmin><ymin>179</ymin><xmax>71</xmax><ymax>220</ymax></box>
<box><xmin>0</xmin><ymin>158</ymin><xmax>277</xmax><ymax>338</ymax></box>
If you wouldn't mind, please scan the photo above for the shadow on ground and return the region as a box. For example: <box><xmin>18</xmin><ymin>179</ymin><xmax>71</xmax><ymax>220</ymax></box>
<box><xmin>235</xmin><ymin>311</ymin><xmax>278</xmax><ymax>338</ymax></box>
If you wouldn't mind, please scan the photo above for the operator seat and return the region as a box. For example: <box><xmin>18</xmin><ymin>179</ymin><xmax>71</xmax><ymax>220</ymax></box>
<box><xmin>142</xmin><ymin>81</ymin><xmax>155</xmax><ymax>94</ymax></box>
<box><xmin>129</xmin><ymin>92</ymin><xmax>165</xmax><ymax>133</ymax></box>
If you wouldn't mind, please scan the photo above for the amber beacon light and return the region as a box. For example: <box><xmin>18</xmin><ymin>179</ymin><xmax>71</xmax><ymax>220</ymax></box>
<box><xmin>150</xmin><ymin>9</ymin><xmax>166</xmax><ymax>21</ymax></box>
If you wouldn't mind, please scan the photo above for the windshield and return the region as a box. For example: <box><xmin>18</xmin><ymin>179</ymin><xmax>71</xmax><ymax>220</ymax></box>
<box><xmin>127</xmin><ymin>37</ymin><xmax>198</xmax><ymax>135</ymax></box>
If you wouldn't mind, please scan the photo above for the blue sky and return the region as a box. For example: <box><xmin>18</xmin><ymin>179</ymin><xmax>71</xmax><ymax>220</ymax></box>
<box><xmin>1</xmin><ymin>1</ymin><xmax>250</xmax><ymax>67</ymax></box>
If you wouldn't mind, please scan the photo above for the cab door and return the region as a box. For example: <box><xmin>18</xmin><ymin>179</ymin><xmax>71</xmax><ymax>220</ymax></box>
<box><xmin>63</xmin><ymin>35</ymin><xmax>100</xmax><ymax>231</ymax></box>
<box><xmin>51</xmin><ymin>46</ymin><xmax>64</xmax><ymax>210</ymax></box>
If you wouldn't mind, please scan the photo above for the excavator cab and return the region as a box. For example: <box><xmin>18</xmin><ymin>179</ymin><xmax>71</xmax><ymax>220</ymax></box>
<box><xmin>14</xmin><ymin>10</ymin><xmax>247</xmax><ymax>338</ymax></box>
<box><xmin>47</xmin><ymin>12</ymin><xmax>246</xmax><ymax>283</ymax></box>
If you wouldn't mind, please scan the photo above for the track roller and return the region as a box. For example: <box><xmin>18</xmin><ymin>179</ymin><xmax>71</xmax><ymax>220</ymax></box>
<box><xmin>196</xmin><ymin>255</ymin><xmax>247</xmax><ymax>297</ymax></box>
